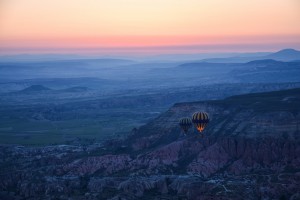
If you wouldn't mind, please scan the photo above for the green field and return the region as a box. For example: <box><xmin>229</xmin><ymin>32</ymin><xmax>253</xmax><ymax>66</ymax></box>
<box><xmin>0</xmin><ymin>107</ymin><xmax>164</xmax><ymax>145</ymax></box>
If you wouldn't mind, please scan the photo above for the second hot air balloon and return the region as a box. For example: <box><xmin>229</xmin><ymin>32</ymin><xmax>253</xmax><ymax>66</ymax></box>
<box><xmin>179</xmin><ymin>117</ymin><xmax>192</xmax><ymax>134</ymax></box>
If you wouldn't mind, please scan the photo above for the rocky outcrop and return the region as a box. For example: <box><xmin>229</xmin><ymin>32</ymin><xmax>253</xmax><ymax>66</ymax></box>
<box><xmin>1</xmin><ymin>88</ymin><xmax>300</xmax><ymax>199</ymax></box>
<box><xmin>64</xmin><ymin>154</ymin><xmax>132</xmax><ymax>175</ymax></box>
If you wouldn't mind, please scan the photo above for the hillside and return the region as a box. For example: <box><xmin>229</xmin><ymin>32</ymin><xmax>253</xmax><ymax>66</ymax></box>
<box><xmin>129</xmin><ymin>88</ymin><xmax>300</xmax><ymax>149</ymax></box>
<box><xmin>0</xmin><ymin>88</ymin><xmax>299</xmax><ymax>199</ymax></box>
<box><xmin>19</xmin><ymin>85</ymin><xmax>51</xmax><ymax>93</ymax></box>
<box><xmin>231</xmin><ymin>60</ymin><xmax>300</xmax><ymax>83</ymax></box>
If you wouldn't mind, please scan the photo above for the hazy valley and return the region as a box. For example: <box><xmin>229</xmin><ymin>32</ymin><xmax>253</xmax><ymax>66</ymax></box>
<box><xmin>0</xmin><ymin>49</ymin><xmax>300</xmax><ymax>199</ymax></box>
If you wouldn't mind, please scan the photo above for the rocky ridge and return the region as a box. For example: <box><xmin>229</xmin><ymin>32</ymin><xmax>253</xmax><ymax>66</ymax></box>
<box><xmin>0</xmin><ymin>88</ymin><xmax>300</xmax><ymax>199</ymax></box>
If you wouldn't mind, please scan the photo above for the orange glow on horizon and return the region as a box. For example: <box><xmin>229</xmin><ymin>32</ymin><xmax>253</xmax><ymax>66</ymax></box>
<box><xmin>0</xmin><ymin>0</ymin><xmax>299</xmax><ymax>54</ymax></box>
<box><xmin>1</xmin><ymin>34</ymin><xmax>300</xmax><ymax>48</ymax></box>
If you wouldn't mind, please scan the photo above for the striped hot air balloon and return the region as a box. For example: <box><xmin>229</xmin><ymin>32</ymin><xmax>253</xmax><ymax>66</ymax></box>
<box><xmin>179</xmin><ymin>117</ymin><xmax>192</xmax><ymax>134</ymax></box>
<box><xmin>192</xmin><ymin>112</ymin><xmax>210</xmax><ymax>133</ymax></box>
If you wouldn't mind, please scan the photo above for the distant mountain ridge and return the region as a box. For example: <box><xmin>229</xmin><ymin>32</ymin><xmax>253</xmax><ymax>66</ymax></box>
<box><xmin>245</xmin><ymin>59</ymin><xmax>283</xmax><ymax>65</ymax></box>
<box><xmin>265</xmin><ymin>48</ymin><xmax>300</xmax><ymax>60</ymax></box>
<box><xmin>202</xmin><ymin>48</ymin><xmax>300</xmax><ymax>63</ymax></box>
<box><xmin>1</xmin><ymin>49</ymin><xmax>298</xmax><ymax>63</ymax></box>
<box><xmin>19</xmin><ymin>85</ymin><xmax>51</xmax><ymax>93</ymax></box>
<box><xmin>15</xmin><ymin>85</ymin><xmax>91</xmax><ymax>94</ymax></box>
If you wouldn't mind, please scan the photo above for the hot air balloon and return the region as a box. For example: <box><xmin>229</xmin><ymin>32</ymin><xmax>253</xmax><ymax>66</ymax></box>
<box><xmin>192</xmin><ymin>112</ymin><xmax>210</xmax><ymax>133</ymax></box>
<box><xmin>179</xmin><ymin>117</ymin><xmax>193</xmax><ymax>134</ymax></box>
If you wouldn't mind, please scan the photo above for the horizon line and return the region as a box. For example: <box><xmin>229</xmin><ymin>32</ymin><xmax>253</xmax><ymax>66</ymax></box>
<box><xmin>1</xmin><ymin>44</ymin><xmax>300</xmax><ymax>56</ymax></box>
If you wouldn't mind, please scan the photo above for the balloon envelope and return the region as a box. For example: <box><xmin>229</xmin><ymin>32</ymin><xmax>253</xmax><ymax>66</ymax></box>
<box><xmin>192</xmin><ymin>112</ymin><xmax>210</xmax><ymax>132</ymax></box>
<box><xmin>179</xmin><ymin>117</ymin><xmax>192</xmax><ymax>134</ymax></box>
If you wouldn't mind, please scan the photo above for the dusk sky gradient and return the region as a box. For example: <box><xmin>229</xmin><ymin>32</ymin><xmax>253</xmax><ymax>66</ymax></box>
<box><xmin>0</xmin><ymin>0</ymin><xmax>299</xmax><ymax>55</ymax></box>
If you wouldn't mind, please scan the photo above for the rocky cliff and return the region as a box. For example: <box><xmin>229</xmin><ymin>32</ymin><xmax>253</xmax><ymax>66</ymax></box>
<box><xmin>0</xmin><ymin>88</ymin><xmax>299</xmax><ymax>199</ymax></box>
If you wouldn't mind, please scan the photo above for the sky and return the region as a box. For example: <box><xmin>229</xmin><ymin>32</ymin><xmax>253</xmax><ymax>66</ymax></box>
<box><xmin>0</xmin><ymin>0</ymin><xmax>300</xmax><ymax>55</ymax></box>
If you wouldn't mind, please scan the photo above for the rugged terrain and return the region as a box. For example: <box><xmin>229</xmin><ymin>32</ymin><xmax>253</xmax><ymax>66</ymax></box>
<box><xmin>0</xmin><ymin>88</ymin><xmax>299</xmax><ymax>199</ymax></box>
